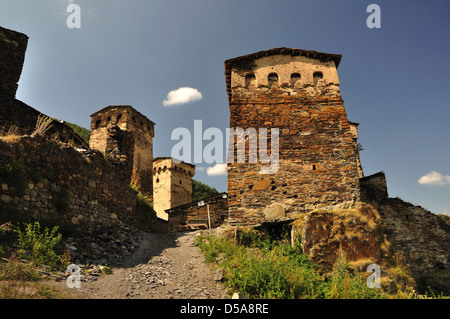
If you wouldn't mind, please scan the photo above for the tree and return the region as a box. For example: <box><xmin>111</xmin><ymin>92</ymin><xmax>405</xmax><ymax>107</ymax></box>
<box><xmin>192</xmin><ymin>179</ymin><xmax>220</xmax><ymax>201</ymax></box>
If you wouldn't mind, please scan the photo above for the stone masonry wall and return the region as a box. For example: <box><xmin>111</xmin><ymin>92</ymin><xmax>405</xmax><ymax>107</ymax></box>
<box><xmin>361</xmin><ymin>173</ymin><xmax>450</xmax><ymax>291</ymax></box>
<box><xmin>225</xmin><ymin>48</ymin><xmax>361</xmax><ymax>226</ymax></box>
<box><xmin>0</xmin><ymin>135</ymin><xmax>157</xmax><ymax>231</ymax></box>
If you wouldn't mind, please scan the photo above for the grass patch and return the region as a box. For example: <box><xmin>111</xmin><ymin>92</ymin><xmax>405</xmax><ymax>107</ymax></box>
<box><xmin>196</xmin><ymin>232</ymin><xmax>385</xmax><ymax>299</ymax></box>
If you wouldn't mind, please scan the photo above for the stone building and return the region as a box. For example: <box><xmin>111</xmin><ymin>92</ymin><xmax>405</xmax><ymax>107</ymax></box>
<box><xmin>89</xmin><ymin>105</ymin><xmax>155</xmax><ymax>195</ymax></box>
<box><xmin>224</xmin><ymin>47</ymin><xmax>362</xmax><ymax>225</ymax></box>
<box><xmin>153</xmin><ymin>157</ymin><xmax>195</xmax><ymax>220</ymax></box>
<box><xmin>165</xmin><ymin>193</ymin><xmax>228</xmax><ymax>232</ymax></box>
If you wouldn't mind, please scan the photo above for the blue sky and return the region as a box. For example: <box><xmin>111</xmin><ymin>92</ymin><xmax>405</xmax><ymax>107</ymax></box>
<box><xmin>1</xmin><ymin>0</ymin><xmax>449</xmax><ymax>215</ymax></box>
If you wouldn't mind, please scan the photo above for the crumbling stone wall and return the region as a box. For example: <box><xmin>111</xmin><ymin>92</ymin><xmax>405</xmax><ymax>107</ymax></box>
<box><xmin>361</xmin><ymin>172</ymin><xmax>450</xmax><ymax>292</ymax></box>
<box><xmin>225</xmin><ymin>48</ymin><xmax>361</xmax><ymax>226</ymax></box>
<box><xmin>0</xmin><ymin>136</ymin><xmax>158</xmax><ymax>231</ymax></box>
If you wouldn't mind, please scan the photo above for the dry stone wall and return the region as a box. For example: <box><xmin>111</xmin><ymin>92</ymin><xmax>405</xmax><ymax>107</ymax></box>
<box><xmin>0</xmin><ymin>135</ymin><xmax>158</xmax><ymax>231</ymax></box>
<box><xmin>360</xmin><ymin>172</ymin><xmax>450</xmax><ymax>292</ymax></box>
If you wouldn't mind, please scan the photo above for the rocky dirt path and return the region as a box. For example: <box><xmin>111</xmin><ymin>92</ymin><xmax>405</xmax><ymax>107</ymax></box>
<box><xmin>53</xmin><ymin>230</ymin><xmax>229</xmax><ymax>299</ymax></box>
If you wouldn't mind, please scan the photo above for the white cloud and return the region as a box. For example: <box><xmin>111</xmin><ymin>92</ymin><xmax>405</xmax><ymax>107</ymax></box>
<box><xmin>207</xmin><ymin>163</ymin><xmax>227</xmax><ymax>176</ymax></box>
<box><xmin>163</xmin><ymin>87</ymin><xmax>203</xmax><ymax>107</ymax></box>
<box><xmin>418</xmin><ymin>171</ymin><xmax>450</xmax><ymax>186</ymax></box>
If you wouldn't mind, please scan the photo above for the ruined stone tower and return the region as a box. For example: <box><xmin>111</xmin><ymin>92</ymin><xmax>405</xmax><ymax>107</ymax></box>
<box><xmin>153</xmin><ymin>157</ymin><xmax>195</xmax><ymax>220</ymax></box>
<box><xmin>225</xmin><ymin>48</ymin><xmax>362</xmax><ymax>225</ymax></box>
<box><xmin>89</xmin><ymin>105</ymin><xmax>155</xmax><ymax>195</ymax></box>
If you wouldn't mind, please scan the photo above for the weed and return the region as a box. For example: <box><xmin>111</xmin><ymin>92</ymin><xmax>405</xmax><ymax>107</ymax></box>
<box><xmin>32</xmin><ymin>114</ymin><xmax>54</xmax><ymax>137</ymax></box>
<box><xmin>13</xmin><ymin>222</ymin><xmax>69</xmax><ymax>271</ymax></box>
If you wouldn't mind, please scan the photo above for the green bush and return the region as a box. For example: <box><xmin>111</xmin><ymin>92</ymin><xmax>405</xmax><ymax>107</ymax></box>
<box><xmin>13</xmin><ymin>222</ymin><xmax>68</xmax><ymax>271</ymax></box>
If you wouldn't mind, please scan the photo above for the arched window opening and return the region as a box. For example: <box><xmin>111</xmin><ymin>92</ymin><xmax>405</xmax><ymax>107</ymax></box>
<box><xmin>290</xmin><ymin>73</ymin><xmax>301</xmax><ymax>88</ymax></box>
<box><xmin>245</xmin><ymin>74</ymin><xmax>256</xmax><ymax>88</ymax></box>
<box><xmin>313</xmin><ymin>72</ymin><xmax>323</xmax><ymax>87</ymax></box>
<box><xmin>268</xmin><ymin>73</ymin><xmax>278</xmax><ymax>88</ymax></box>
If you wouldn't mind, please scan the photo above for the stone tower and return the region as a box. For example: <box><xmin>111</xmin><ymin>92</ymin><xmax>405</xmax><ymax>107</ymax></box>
<box><xmin>89</xmin><ymin>105</ymin><xmax>155</xmax><ymax>195</ymax></box>
<box><xmin>224</xmin><ymin>48</ymin><xmax>362</xmax><ymax>225</ymax></box>
<box><xmin>153</xmin><ymin>157</ymin><xmax>195</xmax><ymax>220</ymax></box>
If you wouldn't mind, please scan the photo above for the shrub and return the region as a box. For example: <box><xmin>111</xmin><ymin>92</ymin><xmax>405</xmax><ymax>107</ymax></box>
<box><xmin>326</xmin><ymin>252</ymin><xmax>383</xmax><ymax>299</ymax></box>
<box><xmin>13</xmin><ymin>222</ymin><xmax>69</xmax><ymax>271</ymax></box>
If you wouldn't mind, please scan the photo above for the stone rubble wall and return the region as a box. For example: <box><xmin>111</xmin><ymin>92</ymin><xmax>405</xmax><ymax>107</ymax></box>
<box><xmin>0</xmin><ymin>135</ymin><xmax>158</xmax><ymax>231</ymax></box>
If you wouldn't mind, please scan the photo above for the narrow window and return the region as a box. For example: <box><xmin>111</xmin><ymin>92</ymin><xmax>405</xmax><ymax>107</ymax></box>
<box><xmin>290</xmin><ymin>73</ymin><xmax>301</xmax><ymax>88</ymax></box>
<box><xmin>107</xmin><ymin>116</ymin><xmax>111</xmax><ymax>123</ymax></box>
<box><xmin>95</xmin><ymin>119</ymin><xmax>101</xmax><ymax>129</ymax></box>
<box><xmin>312</xmin><ymin>164</ymin><xmax>317</xmax><ymax>171</ymax></box>
<box><xmin>245</xmin><ymin>74</ymin><xmax>256</xmax><ymax>88</ymax></box>
<box><xmin>313</xmin><ymin>72</ymin><xmax>323</xmax><ymax>87</ymax></box>
<box><xmin>156</xmin><ymin>178</ymin><xmax>160</xmax><ymax>183</ymax></box>
<box><xmin>268</xmin><ymin>73</ymin><xmax>278</xmax><ymax>88</ymax></box>
<box><xmin>117</xmin><ymin>114</ymin><xmax>122</xmax><ymax>122</ymax></box>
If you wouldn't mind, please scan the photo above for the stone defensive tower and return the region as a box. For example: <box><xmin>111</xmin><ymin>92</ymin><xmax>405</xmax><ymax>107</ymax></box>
<box><xmin>89</xmin><ymin>105</ymin><xmax>155</xmax><ymax>195</ymax></box>
<box><xmin>0</xmin><ymin>27</ymin><xmax>28</xmax><ymax>103</ymax></box>
<box><xmin>153</xmin><ymin>157</ymin><xmax>195</xmax><ymax>220</ymax></box>
<box><xmin>225</xmin><ymin>48</ymin><xmax>362</xmax><ymax>225</ymax></box>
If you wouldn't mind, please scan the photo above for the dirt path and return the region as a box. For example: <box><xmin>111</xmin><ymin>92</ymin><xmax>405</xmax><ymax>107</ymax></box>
<box><xmin>52</xmin><ymin>230</ymin><xmax>229</xmax><ymax>299</ymax></box>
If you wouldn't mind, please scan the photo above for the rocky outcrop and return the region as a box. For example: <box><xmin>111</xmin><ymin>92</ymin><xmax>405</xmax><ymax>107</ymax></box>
<box><xmin>291</xmin><ymin>202</ymin><xmax>388</xmax><ymax>271</ymax></box>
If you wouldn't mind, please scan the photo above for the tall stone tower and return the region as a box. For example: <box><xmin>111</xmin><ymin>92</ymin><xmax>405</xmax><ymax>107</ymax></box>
<box><xmin>153</xmin><ymin>157</ymin><xmax>195</xmax><ymax>220</ymax></box>
<box><xmin>89</xmin><ymin>105</ymin><xmax>155</xmax><ymax>195</ymax></box>
<box><xmin>224</xmin><ymin>48</ymin><xmax>361</xmax><ymax>225</ymax></box>
<box><xmin>0</xmin><ymin>27</ymin><xmax>28</xmax><ymax>103</ymax></box>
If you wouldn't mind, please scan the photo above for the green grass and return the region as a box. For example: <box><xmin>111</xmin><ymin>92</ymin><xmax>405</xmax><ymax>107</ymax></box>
<box><xmin>196</xmin><ymin>233</ymin><xmax>385</xmax><ymax>299</ymax></box>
